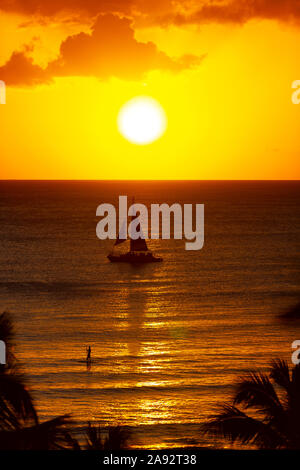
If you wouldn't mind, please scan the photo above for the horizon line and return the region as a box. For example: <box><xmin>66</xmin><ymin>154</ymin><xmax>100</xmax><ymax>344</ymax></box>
<box><xmin>0</xmin><ymin>179</ymin><xmax>300</xmax><ymax>182</ymax></box>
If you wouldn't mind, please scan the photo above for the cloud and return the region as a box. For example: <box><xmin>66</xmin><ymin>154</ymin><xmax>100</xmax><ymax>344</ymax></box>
<box><xmin>0</xmin><ymin>0</ymin><xmax>133</xmax><ymax>17</ymax></box>
<box><xmin>1</xmin><ymin>0</ymin><xmax>300</xmax><ymax>25</ymax></box>
<box><xmin>3</xmin><ymin>1</ymin><xmax>297</xmax><ymax>87</ymax></box>
<box><xmin>0</xmin><ymin>49</ymin><xmax>50</xmax><ymax>85</ymax></box>
<box><xmin>159</xmin><ymin>0</ymin><xmax>300</xmax><ymax>26</ymax></box>
<box><xmin>0</xmin><ymin>14</ymin><xmax>201</xmax><ymax>85</ymax></box>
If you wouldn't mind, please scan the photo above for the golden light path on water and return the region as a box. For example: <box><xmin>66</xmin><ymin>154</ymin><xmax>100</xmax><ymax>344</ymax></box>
<box><xmin>3</xmin><ymin>181</ymin><xmax>298</xmax><ymax>449</ymax></box>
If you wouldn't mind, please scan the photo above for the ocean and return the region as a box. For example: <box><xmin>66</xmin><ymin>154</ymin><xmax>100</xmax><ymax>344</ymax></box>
<box><xmin>0</xmin><ymin>180</ymin><xmax>299</xmax><ymax>448</ymax></box>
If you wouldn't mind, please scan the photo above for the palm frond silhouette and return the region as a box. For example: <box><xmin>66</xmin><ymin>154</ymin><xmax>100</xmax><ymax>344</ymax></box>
<box><xmin>202</xmin><ymin>359</ymin><xmax>300</xmax><ymax>449</ymax></box>
<box><xmin>84</xmin><ymin>422</ymin><xmax>131</xmax><ymax>450</ymax></box>
<box><xmin>0</xmin><ymin>312</ymin><xmax>73</xmax><ymax>449</ymax></box>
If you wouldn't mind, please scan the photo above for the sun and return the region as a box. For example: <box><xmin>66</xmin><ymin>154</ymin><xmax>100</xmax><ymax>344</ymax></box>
<box><xmin>117</xmin><ymin>96</ymin><xmax>167</xmax><ymax>145</ymax></box>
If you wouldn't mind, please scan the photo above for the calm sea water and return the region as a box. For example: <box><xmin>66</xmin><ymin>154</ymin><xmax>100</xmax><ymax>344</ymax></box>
<box><xmin>0</xmin><ymin>181</ymin><xmax>299</xmax><ymax>448</ymax></box>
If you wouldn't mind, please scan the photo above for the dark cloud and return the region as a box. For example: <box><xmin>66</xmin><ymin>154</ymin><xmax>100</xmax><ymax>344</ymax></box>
<box><xmin>0</xmin><ymin>50</ymin><xmax>50</xmax><ymax>85</ymax></box>
<box><xmin>2</xmin><ymin>1</ymin><xmax>297</xmax><ymax>87</ymax></box>
<box><xmin>1</xmin><ymin>0</ymin><xmax>300</xmax><ymax>25</ymax></box>
<box><xmin>161</xmin><ymin>0</ymin><xmax>300</xmax><ymax>26</ymax></box>
<box><xmin>0</xmin><ymin>14</ymin><xmax>201</xmax><ymax>85</ymax></box>
<box><xmin>0</xmin><ymin>0</ymin><xmax>133</xmax><ymax>17</ymax></box>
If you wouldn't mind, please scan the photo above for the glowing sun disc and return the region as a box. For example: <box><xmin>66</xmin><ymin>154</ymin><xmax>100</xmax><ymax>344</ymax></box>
<box><xmin>118</xmin><ymin>96</ymin><xmax>167</xmax><ymax>145</ymax></box>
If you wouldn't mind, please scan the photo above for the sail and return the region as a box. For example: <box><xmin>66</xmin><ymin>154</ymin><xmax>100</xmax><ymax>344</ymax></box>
<box><xmin>130</xmin><ymin>237</ymin><xmax>148</xmax><ymax>251</ymax></box>
<box><xmin>130</xmin><ymin>222</ymin><xmax>149</xmax><ymax>252</ymax></box>
<box><xmin>115</xmin><ymin>236</ymin><xmax>127</xmax><ymax>246</ymax></box>
<box><xmin>115</xmin><ymin>217</ymin><xmax>127</xmax><ymax>246</ymax></box>
<box><xmin>115</xmin><ymin>199</ymin><xmax>148</xmax><ymax>251</ymax></box>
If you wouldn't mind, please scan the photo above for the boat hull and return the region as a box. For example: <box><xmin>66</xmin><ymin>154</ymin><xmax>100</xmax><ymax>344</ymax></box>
<box><xmin>107</xmin><ymin>252</ymin><xmax>162</xmax><ymax>263</ymax></box>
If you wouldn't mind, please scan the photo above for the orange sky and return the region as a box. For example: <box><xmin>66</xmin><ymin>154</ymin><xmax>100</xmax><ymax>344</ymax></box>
<box><xmin>0</xmin><ymin>1</ymin><xmax>299</xmax><ymax>179</ymax></box>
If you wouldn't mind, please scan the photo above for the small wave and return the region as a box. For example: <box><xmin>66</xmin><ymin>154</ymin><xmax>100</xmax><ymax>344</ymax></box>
<box><xmin>0</xmin><ymin>280</ymin><xmax>105</xmax><ymax>297</ymax></box>
<box><xmin>34</xmin><ymin>383</ymin><xmax>231</xmax><ymax>396</ymax></box>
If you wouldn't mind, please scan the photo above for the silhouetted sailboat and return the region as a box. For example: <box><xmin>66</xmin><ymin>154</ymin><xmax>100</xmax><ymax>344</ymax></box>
<box><xmin>107</xmin><ymin>209</ymin><xmax>162</xmax><ymax>263</ymax></box>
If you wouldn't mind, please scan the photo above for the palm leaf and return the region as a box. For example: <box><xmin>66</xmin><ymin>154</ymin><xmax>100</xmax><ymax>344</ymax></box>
<box><xmin>85</xmin><ymin>422</ymin><xmax>104</xmax><ymax>450</ymax></box>
<box><xmin>0</xmin><ymin>415</ymin><xmax>73</xmax><ymax>450</ymax></box>
<box><xmin>0</xmin><ymin>368</ymin><xmax>38</xmax><ymax>430</ymax></box>
<box><xmin>104</xmin><ymin>425</ymin><xmax>131</xmax><ymax>450</ymax></box>
<box><xmin>234</xmin><ymin>371</ymin><xmax>285</xmax><ymax>421</ymax></box>
<box><xmin>85</xmin><ymin>423</ymin><xmax>131</xmax><ymax>450</ymax></box>
<box><xmin>202</xmin><ymin>403</ymin><xmax>286</xmax><ymax>448</ymax></box>
<box><xmin>0</xmin><ymin>312</ymin><xmax>13</xmax><ymax>344</ymax></box>
<box><xmin>270</xmin><ymin>359</ymin><xmax>291</xmax><ymax>391</ymax></box>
